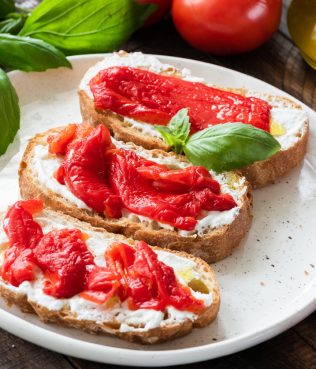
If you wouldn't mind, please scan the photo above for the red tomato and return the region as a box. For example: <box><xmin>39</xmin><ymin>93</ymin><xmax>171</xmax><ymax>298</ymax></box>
<box><xmin>172</xmin><ymin>0</ymin><xmax>282</xmax><ymax>54</ymax></box>
<box><xmin>137</xmin><ymin>0</ymin><xmax>172</xmax><ymax>27</ymax></box>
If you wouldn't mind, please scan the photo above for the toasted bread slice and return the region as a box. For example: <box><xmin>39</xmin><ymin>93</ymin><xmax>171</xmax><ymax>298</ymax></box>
<box><xmin>19</xmin><ymin>127</ymin><xmax>252</xmax><ymax>264</ymax></box>
<box><xmin>0</xmin><ymin>208</ymin><xmax>220</xmax><ymax>344</ymax></box>
<box><xmin>78</xmin><ymin>51</ymin><xmax>309</xmax><ymax>188</ymax></box>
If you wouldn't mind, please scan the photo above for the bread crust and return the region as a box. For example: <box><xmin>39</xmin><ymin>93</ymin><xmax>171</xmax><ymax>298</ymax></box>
<box><xmin>0</xmin><ymin>210</ymin><xmax>220</xmax><ymax>344</ymax></box>
<box><xmin>78</xmin><ymin>67</ymin><xmax>309</xmax><ymax>189</ymax></box>
<box><xmin>240</xmin><ymin>123</ymin><xmax>309</xmax><ymax>188</ymax></box>
<box><xmin>19</xmin><ymin>128</ymin><xmax>252</xmax><ymax>264</ymax></box>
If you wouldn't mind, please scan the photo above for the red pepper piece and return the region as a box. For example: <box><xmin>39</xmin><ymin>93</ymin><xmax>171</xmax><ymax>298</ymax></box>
<box><xmin>105</xmin><ymin>242</ymin><xmax>136</xmax><ymax>301</ymax></box>
<box><xmin>129</xmin><ymin>241</ymin><xmax>204</xmax><ymax>312</ymax></box>
<box><xmin>136</xmin><ymin>165</ymin><xmax>220</xmax><ymax>194</ymax></box>
<box><xmin>81</xmin><ymin>241</ymin><xmax>205</xmax><ymax>313</ymax></box>
<box><xmin>1</xmin><ymin>200</ymin><xmax>44</xmax><ymax>286</ymax></box>
<box><xmin>108</xmin><ymin>149</ymin><xmax>236</xmax><ymax>230</ymax></box>
<box><xmin>80</xmin><ymin>242</ymin><xmax>136</xmax><ymax>304</ymax></box>
<box><xmin>17</xmin><ymin>199</ymin><xmax>44</xmax><ymax>215</ymax></box>
<box><xmin>90</xmin><ymin>66</ymin><xmax>271</xmax><ymax>132</ymax></box>
<box><xmin>48</xmin><ymin>124</ymin><xmax>77</xmax><ymax>155</ymax></box>
<box><xmin>80</xmin><ymin>266</ymin><xmax>120</xmax><ymax>304</ymax></box>
<box><xmin>60</xmin><ymin>125</ymin><xmax>122</xmax><ymax>217</ymax></box>
<box><xmin>2</xmin><ymin>248</ymin><xmax>36</xmax><ymax>287</ymax></box>
<box><xmin>47</xmin><ymin>124</ymin><xmax>96</xmax><ymax>156</ymax></box>
<box><xmin>34</xmin><ymin>228</ymin><xmax>94</xmax><ymax>298</ymax></box>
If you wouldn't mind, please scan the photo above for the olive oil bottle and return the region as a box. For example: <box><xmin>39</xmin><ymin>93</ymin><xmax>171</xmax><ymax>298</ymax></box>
<box><xmin>287</xmin><ymin>0</ymin><xmax>316</xmax><ymax>70</ymax></box>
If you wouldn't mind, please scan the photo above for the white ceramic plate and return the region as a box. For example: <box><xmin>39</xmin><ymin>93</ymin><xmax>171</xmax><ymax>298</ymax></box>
<box><xmin>0</xmin><ymin>55</ymin><xmax>315</xmax><ymax>367</ymax></box>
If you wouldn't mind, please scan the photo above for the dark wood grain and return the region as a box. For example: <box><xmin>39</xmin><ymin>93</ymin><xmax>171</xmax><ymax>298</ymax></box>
<box><xmin>67</xmin><ymin>314</ymin><xmax>316</xmax><ymax>369</ymax></box>
<box><xmin>1</xmin><ymin>1</ymin><xmax>315</xmax><ymax>368</ymax></box>
<box><xmin>0</xmin><ymin>328</ymin><xmax>73</xmax><ymax>369</ymax></box>
<box><xmin>294</xmin><ymin>314</ymin><xmax>316</xmax><ymax>351</ymax></box>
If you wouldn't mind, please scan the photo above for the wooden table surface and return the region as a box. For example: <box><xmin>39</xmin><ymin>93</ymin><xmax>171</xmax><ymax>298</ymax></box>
<box><xmin>1</xmin><ymin>1</ymin><xmax>316</xmax><ymax>368</ymax></box>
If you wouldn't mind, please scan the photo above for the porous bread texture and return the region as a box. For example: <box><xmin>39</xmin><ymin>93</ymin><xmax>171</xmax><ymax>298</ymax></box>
<box><xmin>78</xmin><ymin>53</ymin><xmax>309</xmax><ymax>189</ymax></box>
<box><xmin>19</xmin><ymin>127</ymin><xmax>253</xmax><ymax>264</ymax></box>
<box><xmin>0</xmin><ymin>209</ymin><xmax>220</xmax><ymax>344</ymax></box>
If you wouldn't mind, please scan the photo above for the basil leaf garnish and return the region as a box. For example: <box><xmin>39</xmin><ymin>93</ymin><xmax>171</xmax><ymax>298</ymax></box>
<box><xmin>184</xmin><ymin>123</ymin><xmax>281</xmax><ymax>172</ymax></box>
<box><xmin>0</xmin><ymin>68</ymin><xmax>20</xmax><ymax>155</ymax></box>
<box><xmin>19</xmin><ymin>0</ymin><xmax>155</xmax><ymax>55</ymax></box>
<box><xmin>0</xmin><ymin>0</ymin><xmax>15</xmax><ymax>18</ymax></box>
<box><xmin>168</xmin><ymin>108</ymin><xmax>191</xmax><ymax>140</ymax></box>
<box><xmin>0</xmin><ymin>13</ymin><xmax>27</xmax><ymax>34</ymax></box>
<box><xmin>155</xmin><ymin>108</ymin><xmax>190</xmax><ymax>154</ymax></box>
<box><xmin>0</xmin><ymin>34</ymin><xmax>71</xmax><ymax>71</ymax></box>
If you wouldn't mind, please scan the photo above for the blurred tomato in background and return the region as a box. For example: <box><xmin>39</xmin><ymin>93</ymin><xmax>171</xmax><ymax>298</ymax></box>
<box><xmin>172</xmin><ymin>0</ymin><xmax>282</xmax><ymax>55</ymax></box>
<box><xmin>137</xmin><ymin>0</ymin><xmax>172</xmax><ymax>27</ymax></box>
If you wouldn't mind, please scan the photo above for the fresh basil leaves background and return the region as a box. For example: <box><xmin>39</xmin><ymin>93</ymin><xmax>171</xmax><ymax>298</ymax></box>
<box><xmin>19</xmin><ymin>0</ymin><xmax>155</xmax><ymax>55</ymax></box>
<box><xmin>0</xmin><ymin>13</ymin><xmax>27</xmax><ymax>34</ymax></box>
<box><xmin>183</xmin><ymin>123</ymin><xmax>281</xmax><ymax>172</ymax></box>
<box><xmin>155</xmin><ymin>108</ymin><xmax>191</xmax><ymax>154</ymax></box>
<box><xmin>0</xmin><ymin>68</ymin><xmax>20</xmax><ymax>155</ymax></box>
<box><xmin>0</xmin><ymin>0</ymin><xmax>15</xmax><ymax>18</ymax></box>
<box><xmin>0</xmin><ymin>0</ymin><xmax>155</xmax><ymax>157</ymax></box>
<box><xmin>0</xmin><ymin>34</ymin><xmax>71</xmax><ymax>71</ymax></box>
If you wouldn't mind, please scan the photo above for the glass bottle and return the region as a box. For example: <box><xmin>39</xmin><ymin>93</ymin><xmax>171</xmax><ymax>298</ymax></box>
<box><xmin>287</xmin><ymin>0</ymin><xmax>316</xmax><ymax>70</ymax></box>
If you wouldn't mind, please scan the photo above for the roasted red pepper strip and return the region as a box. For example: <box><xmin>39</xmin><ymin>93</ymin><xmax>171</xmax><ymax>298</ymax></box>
<box><xmin>81</xmin><ymin>241</ymin><xmax>205</xmax><ymax>313</ymax></box>
<box><xmin>48</xmin><ymin>124</ymin><xmax>237</xmax><ymax>231</ymax></box>
<box><xmin>108</xmin><ymin>149</ymin><xmax>236</xmax><ymax>230</ymax></box>
<box><xmin>90</xmin><ymin>66</ymin><xmax>271</xmax><ymax>131</ymax></box>
<box><xmin>48</xmin><ymin>124</ymin><xmax>95</xmax><ymax>156</ymax></box>
<box><xmin>136</xmin><ymin>165</ymin><xmax>220</xmax><ymax>193</ymax></box>
<box><xmin>60</xmin><ymin>125</ymin><xmax>122</xmax><ymax>218</ymax></box>
<box><xmin>47</xmin><ymin>124</ymin><xmax>77</xmax><ymax>155</ymax></box>
<box><xmin>80</xmin><ymin>266</ymin><xmax>121</xmax><ymax>304</ymax></box>
<box><xmin>34</xmin><ymin>229</ymin><xmax>94</xmax><ymax>298</ymax></box>
<box><xmin>131</xmin><ymin>241</ymin><xmax>204</xmax><ymax>312</ymax></box>
<box><xmin>1</xmin><ymin>200</ymin><xmax>43</xmax><ymax>286</ymax></box>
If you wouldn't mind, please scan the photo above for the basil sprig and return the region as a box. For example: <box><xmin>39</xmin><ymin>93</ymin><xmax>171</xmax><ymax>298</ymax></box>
<box><xmin>0</xmin><ymin>13</ymin><xmax>27</xmax><ymax>35</ymax></box>
<box><xmin>19</xmin><ymin>0</ymin><xmax>155</xmax><ymax>55</ymax></box>
<box><xmin>0</xmin><ymin>0</ymin><xmax>15</xmax><ymax>18</ymax></box>
<box><xmin>0</xmin><ymin>69</ymin><xmax>20</xmax><ymax>155</ymax></box>
<box><xmin>155</xmin><ymin>108</ymin><xmax>191</xmax><ymax>154</ymax></box>
<box><xmin>155</xmin><ymin>109</ymin><xmax>281</xmax><ymax>172</ymax></box>
<box><xmin>0</xmin><ymin>34</ymin><xmax>71</xmax><ymax>71</ymax></box>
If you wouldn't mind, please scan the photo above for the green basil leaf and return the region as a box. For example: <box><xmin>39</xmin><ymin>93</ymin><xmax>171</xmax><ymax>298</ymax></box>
<box><xmin>0</xmin><ymin>34</ymin><xmax>71</xmax><ymax>71</ymax></box>
<box><xmin>154</xmin><ymin>108</ymin><xmax>191</xmax><ymax>154</ymax></box>
<box><xmin>168</xmin><ymin>108</ymin><xmax>191</xmax><ymax>141</ymax></box>
<box><xmin>0</xmin><ymin>0</ymin><xmax>15</xmax><ymax>18</ymax></box>
<box><xmin>0</xmin><ymin>68</ymin><xmax>20</xmax><ymax>155</ymax></box>
<box><xmin>183</xmin><ymin>123</ymin><xmax>281</xmax><ymax>172</ymax></box>
<box><xmin>155</xmin><ymin>126</ymin><xmax>184</xmax><ymax>154</ymax></box>
<box><xmin>0</xmin><ymin>13</ymin><xmax>27</xmax><ymax>34</ymax></box>
<box><xmin>19</xmin><ymin>0</ymin><xmax>155</xmax><ymax>55</ymax></box>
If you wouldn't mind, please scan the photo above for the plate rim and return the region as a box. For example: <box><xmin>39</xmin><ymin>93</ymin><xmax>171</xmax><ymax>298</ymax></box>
<box><xmin>1</xmin><ymin>53</ymin><xmax>316</xmax><ymax>367</ymax></box>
